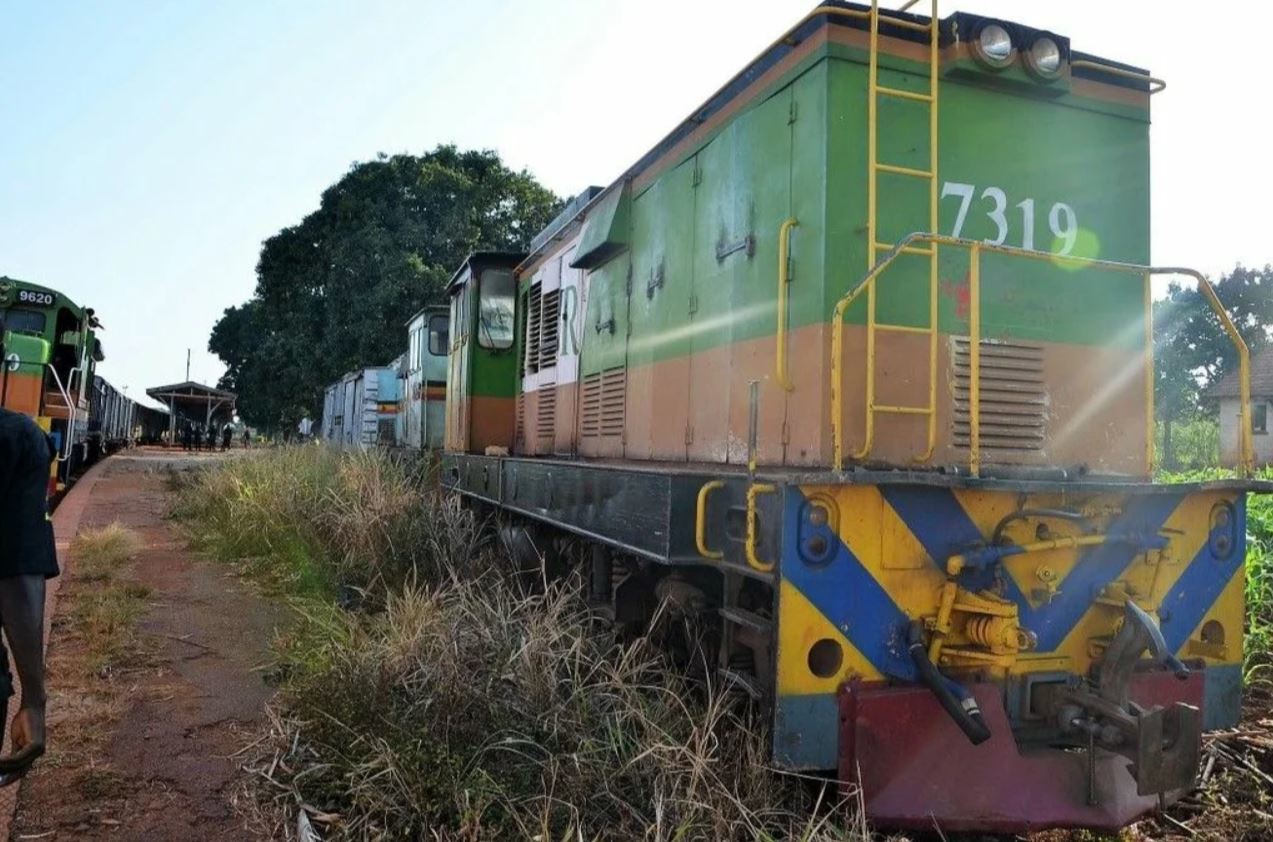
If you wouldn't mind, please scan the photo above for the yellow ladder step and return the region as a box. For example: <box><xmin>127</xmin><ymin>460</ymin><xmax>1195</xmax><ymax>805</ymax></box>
<box><xmin>877</xmin><ymin>85</ymin><xmax>933</xmax><ymax>103</ymax></box>
<box><xmin>874</xmin><ymin>404</ymin><xmax>934</xmax><ymax>416</ymax></box>
<box><xmin>875</xmin><ymin>162</ymin><xmax>934</xmax><ymax>178</ymax></box>
<box><xmin>875</xmin><ymin>241</ymin><xmax>935</xmax><ymax>257</ymax></box>
<box><xmin>876</xmin><ymin>323</ymin><xmax>932</xmax><ymax>335</ymax></box>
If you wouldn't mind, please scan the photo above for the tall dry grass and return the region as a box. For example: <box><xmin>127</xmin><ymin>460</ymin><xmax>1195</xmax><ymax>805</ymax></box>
<box><xmin>173</xmin><ymin>447</ymin><xmax>871</xmax><ymax>841</ymax></box>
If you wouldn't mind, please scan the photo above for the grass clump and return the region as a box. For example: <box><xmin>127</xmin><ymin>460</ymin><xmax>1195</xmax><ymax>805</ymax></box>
<box><xmin>263</xmin><ymin>577</ymin><xmax>858</xmax><ymax>841</ymax></box>
<box><xmin>68</xmin><ymin>523</ymin><xmax>151</xmax><ymax>677</ymax></box>
<box><xmin>172</xmin><ymin>446</ymin><xmax>478</xmax><ymax>607</ymax></box>
<box><xmin>175</xmin><ymin>447</ymin><xmax>868</xmax><ymax>841</ymax></box>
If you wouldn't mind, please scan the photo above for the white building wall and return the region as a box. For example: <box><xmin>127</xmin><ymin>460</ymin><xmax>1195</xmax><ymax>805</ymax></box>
<box><xmin>1218</xmin><ymin>396</ymin><xmax>1273</xmax><ymax>466</ymax></box>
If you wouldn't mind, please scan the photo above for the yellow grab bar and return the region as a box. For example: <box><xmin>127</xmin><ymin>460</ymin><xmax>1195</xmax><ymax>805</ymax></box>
<box><xmin>1071</xmin><ymin>59</ymin><xmax>1166</xmax><ymax>95</ymax></box>
<box><xmin>775</xmin><ymin>218</ymin><xmax>799</xmax><ymax>391</ymax></box>
<box><xmin>745</xmin><ymin>483</ymin><xmax>778</xmax><ymax>573</ymax></box>
<box><xmin>1143</xmin><ymin>271</ymin><xmax>1154</xmax><ymax>475</ymax></box>
<box><xmin>695</xmin><ymin>480</ymin><xmax>726</xmax><ymax>560</ymax></box>
<box><xmin>1193</xmin><ymin>268</ymin><xmax>1254</xmax><ymax>473</ymax></box>
<box><xmin>829</xmin><ymin>233</ymin><xmax>1256</xmax><ymax>476</ymax></box>
<box><xmin>968</xmin><ymin>243</ymin><xmax>981</xmax><ymax>477</ymax></box>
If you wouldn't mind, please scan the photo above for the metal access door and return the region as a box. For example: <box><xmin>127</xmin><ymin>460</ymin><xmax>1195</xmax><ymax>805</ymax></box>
<box><xmin>445</xmin><ymin>277</ymin><xmax>473</xmax><ymax>452</ymax></box>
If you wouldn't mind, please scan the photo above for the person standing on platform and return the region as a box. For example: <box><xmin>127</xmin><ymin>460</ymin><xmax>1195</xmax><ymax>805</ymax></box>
<box><xmin>0</xmin><ymin>321</ymin><xmax>59</xmax><ymax>783</ymax></box>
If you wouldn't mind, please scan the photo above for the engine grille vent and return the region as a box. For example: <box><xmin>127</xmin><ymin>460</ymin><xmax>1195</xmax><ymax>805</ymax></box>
<box><xmin>515</xmin><ymin>393</ymin><xmax>526</xmax><ymax>447</ymax></box>
<box><xmin>580</xmin><ymin>366</ymin><xmax>627</xmax><ymax>442</ymax></box>
<box><xmin>951</xmin><ymin>338</ymin><xmax>1047</xmax><ymax>453</ymax></box>
<box><xmin>536</xmin><ymin>384</ymin><xmax>556</xmax><ymax>448</ymax></box>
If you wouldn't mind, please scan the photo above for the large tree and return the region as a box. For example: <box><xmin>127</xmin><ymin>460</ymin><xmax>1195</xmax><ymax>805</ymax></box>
<box><xmin>1154</xmin><ymin>265</ymin><xmax>1273</xmax><ymax>466</ymax></box>
<box><xmin>210</xmin><ymin>146</ymin><xmax>562</xmax><ymax>428</ymax></box>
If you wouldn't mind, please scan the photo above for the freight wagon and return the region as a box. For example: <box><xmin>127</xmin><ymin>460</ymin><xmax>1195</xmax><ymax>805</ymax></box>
<box><xmin>88</xmin><ymin>374</ymin><xmax>136</xmax><ymax>460</ymax></box>
<box><xmin>439</xmin><ymin>1</ymin><xmax>1267</xmax><ymax>832</ymax></box>
<box><xmin>320</xmin><ymin>366</ymin><xmax>401</xmax><ymax>448</ymax></box>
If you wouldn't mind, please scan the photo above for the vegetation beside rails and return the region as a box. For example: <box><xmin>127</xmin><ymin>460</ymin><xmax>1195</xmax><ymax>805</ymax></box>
<box><xmin>67</xmin><ymin>523</ymin><xmax>152</xmax><ymax>680</ymax></box>
<box><xmin>43</xmin><ymin>524</ymin><xmax>152</xmax><ymax>795</ymax></box>
<box><xmin>172</xmin><ymin>447</ymin><xmax>868</xmax><ymax>841</ymax></box>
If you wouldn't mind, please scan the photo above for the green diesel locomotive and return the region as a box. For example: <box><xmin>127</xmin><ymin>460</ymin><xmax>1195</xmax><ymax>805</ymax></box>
<box><xmin>441</xmin><ymin>2</ymin><xmax>1262</xmax><ymax>831</ymax></box>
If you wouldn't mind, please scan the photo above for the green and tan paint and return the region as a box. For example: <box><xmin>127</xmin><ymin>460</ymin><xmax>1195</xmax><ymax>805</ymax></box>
<box><xmin>496</xmin><ymin>10</ymin><xmax>1155</xmax><ymax>475</ymax></box>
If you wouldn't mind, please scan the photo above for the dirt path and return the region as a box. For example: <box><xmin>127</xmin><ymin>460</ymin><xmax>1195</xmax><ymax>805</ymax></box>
<box><xmin>11</xmin><ymin>451</ymin><xmax>283</xmax><ymax>840</ymax></box>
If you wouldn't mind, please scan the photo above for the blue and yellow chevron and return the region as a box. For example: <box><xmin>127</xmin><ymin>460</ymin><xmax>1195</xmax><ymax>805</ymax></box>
<box><xmin>773</xmin><ymin>482</ymin><xmax>1245</xmax><ymax>770</ymax></box>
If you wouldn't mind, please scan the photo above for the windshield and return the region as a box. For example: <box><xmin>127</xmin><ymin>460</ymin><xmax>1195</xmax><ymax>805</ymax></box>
<box><xmin>5</xmin><ymin>309</ymin><xmax>46</xmax><ymax>335</ymax></box>
<box><xmin>477</xmin><ymin>269</ymin><xmax>515</xmax><ymax>350</ymax></box>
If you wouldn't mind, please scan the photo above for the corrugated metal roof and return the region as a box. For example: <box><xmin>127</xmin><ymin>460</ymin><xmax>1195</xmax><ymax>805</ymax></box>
<box><xmin>1207</xmin><ymin>347</ymin><xmax>1273</xmax><ymax>399</ymax></box>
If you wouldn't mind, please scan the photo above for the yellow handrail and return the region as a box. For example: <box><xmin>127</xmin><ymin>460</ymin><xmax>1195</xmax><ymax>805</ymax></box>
<box><xmin>695</xmin><ymin>480</ymin><xmax>726</xmax><ymax>560</ymax></box>
<box><xmin>1071</xmin><ymin>59</ymin><xmax>1166</xmax><ymax>95</ymax></box>
<box><xmin>775</xmin><ymin>218</ymin><xmax>799</xmax><ymax>391</ymax></box>
<box><xmin>745</xmin><ymin>483</ymin><xmax>778</xmax><ymax>573</ymax></box>
<box><xmin>1143</xmin><ymin>271</ymin><xmax>1154</xmax><ymax>474</ymax></box>
<box><xmin>830</xmin><ymin>233</ymin><xmax>1256</xmax><ymax>476</ymax></box>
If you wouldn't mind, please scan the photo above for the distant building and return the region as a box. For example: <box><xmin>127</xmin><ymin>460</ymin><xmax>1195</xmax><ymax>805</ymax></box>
<box><xmin>1208</xmin><ymin>348</ymin><xmax>1273</xmax><ymax>466</ymax></box>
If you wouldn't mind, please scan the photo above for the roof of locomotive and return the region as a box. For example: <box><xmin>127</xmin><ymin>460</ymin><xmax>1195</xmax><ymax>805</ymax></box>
<box><xmin>517</xmin><ymin>1</ymin><xmax>1153</xmax><ymax>272</ymax></box>
<box><xmin>0</xmin><ymin>275</ymin><xmax>92</xmax><ymax>319</ymax></box>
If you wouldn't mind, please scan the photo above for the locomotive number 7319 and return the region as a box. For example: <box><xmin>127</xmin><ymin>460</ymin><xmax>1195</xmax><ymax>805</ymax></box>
<box><xmin>941</xmin><ymin>181</ymin><xmax>1078</xmax><ymax>256</ymax></box>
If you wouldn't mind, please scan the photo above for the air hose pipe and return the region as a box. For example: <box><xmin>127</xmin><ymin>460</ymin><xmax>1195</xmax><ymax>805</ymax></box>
<box><xmin>907</xmin><ymin>621</ymin><xmax>992</xmax><ymax>745</ymax></box>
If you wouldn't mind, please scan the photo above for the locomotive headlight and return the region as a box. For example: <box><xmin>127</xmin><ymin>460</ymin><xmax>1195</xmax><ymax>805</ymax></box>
<box><xmin>973</xmin><ymin>23</ymin><xmax>1014</xmax><ymax>69</ymax></box>
<box><xmin>1025</xmin><ymin>36</ymin><xmax>1063</xmax><ymax>79</ymax></box>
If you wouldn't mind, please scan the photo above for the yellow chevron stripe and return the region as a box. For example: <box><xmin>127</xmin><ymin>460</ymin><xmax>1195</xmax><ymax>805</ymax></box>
<box><xmin>777</xmin><ymin>579</ymin><xmax>883</xmax><ymax>694</ymax></box>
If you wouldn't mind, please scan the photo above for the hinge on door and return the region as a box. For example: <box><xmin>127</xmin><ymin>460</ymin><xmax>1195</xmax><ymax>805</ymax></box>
<box><xmin>788</xmin><ymin>100</ymin><xmax>798</xmax><ymax>125</ymax></box>
<box><xmin>685</xmin><ymin>424</ymin><xmax>694</xmax><ymax>445</ymax></box>
<box><xmin>688</xmin><ymin>293</ymin><xmax>699</xmax><ymax>315</ymax></box>
<box><xmin>692</xmin><ymin>166</ymin><xmax>702</xmax><ymax>188</ymax></box>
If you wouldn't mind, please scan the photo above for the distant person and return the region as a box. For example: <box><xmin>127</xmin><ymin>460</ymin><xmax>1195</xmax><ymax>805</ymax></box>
<box><xmin>181</xmin><ymin>424</ymin><xmax>193</xmax><ymax>452</ymax></box>
<box><xmin>0</xmin><ymin>325</ymin><xmax>60</xmax><ymax>784</ymax></box>
<box><xmin>193</xmin><ymin>425</ymin><xmax>203</xmax><ymax>451</ymax></box>
<box><xmin>242</xmin><ymin>428</ymin><xmax>250</xmax><ymax>449</ymax></box>
<box><xmin>206</xmin><ymin>426</ymin><xmax>215</xmax><ymax>452</ymax></box>
<box><xmin>222</xmin><ymin>425</ymin><xmax>232</xmax><ymax>451</ymax></box>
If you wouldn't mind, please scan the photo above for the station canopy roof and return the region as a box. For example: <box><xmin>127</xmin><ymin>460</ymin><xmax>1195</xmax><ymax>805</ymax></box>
<box><xmin>146</xmin><ymin>381</ymin><xmax>237</xmax><ymax>423</ymax></box>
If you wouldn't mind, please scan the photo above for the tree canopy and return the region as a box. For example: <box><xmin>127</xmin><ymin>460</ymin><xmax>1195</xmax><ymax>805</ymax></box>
<box><xmin>210</xmin><ymin>146</ymin><xmax>562</xmax><ymax>428</ymax></box>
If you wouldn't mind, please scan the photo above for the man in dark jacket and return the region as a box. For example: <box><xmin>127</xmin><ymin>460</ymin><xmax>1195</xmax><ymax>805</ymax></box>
<box><xmin>0</xmin><ymin>322</ymin><xmax>59</xmax><ymax>783</ymax></box>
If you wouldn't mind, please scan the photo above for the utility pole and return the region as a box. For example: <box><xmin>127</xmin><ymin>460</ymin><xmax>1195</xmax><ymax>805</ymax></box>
<box><xmin>186</xmin><ymin>348</ymin><xmax>191</xmax><ymax>382</ymax></box>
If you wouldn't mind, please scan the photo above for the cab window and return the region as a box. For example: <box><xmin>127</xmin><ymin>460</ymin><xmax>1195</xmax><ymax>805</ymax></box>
<box><xmin>428</xmin><ymin>314</ymin><xmax>449</xmax><ymax>356</ymax></box>
<box><xmin>477</xmin><ymin>269</ymin><xmax>515</xmax><ymax>350</ymax></box>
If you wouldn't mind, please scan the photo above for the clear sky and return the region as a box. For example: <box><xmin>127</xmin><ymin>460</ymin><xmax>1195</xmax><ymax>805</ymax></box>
<box><xmin>3</xmin><ymin>1</ymin><xmax>1269</xmax><ymax>402</ymax></box>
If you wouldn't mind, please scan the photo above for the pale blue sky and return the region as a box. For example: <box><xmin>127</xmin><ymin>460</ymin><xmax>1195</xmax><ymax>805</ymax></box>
<box><xmin>3</xmin><ymin>1</ymin><xmax>1268</xmax><ymax>400</ymax></box>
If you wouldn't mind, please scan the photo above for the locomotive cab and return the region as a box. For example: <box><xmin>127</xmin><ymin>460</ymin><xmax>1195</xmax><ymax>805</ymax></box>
<box><xmin>443</xmin><ymin>252</ymin><xmax>524</xmax><ymax>454</ymax></box>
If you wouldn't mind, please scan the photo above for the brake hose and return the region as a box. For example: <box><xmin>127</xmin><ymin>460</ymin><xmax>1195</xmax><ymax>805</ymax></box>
<box><xmin>907</xmin><ymin>621</ymin><xmax>992</xmax><ymax>745</ymax></box>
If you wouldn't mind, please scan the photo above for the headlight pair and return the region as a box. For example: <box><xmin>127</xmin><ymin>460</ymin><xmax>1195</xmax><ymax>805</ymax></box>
<box><xmin>971</xmin><ymin>22</ymin><xmax>1063</xmax><ymax>80</ymax></box>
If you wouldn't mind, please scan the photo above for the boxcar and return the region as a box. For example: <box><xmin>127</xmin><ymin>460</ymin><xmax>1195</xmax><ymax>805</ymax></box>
<box><xmin>321</xmin><ymin>366</ymin><xmax>401</xmax><ymax>448</ymax></box>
